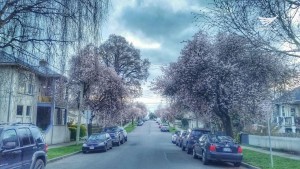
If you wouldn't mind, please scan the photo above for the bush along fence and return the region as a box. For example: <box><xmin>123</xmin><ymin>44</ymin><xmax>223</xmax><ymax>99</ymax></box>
<box><xmin>68</xmin><ymin>123</ymin><xmax>87</xmax><ymax>141</ymax></box>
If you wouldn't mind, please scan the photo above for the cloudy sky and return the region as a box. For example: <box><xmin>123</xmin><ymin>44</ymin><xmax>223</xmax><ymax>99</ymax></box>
<box><xmin>102</xmin><ymin>0</ymin><xmax>211</xmax><ymax>112</ymax></box>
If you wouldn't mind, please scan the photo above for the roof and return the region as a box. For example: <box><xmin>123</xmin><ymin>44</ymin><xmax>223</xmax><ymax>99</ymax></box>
<box><xmin>275</xmin><ymin>87</ymin><xmax>300</xmax><ymax>104</ymax></box>
<box><xmin>0</xmin><ymin>51</ymin><xmax>61</xmax><ymax>78</ymax></box>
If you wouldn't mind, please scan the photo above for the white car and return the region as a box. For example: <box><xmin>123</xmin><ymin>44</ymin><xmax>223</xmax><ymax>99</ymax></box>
<box><xmin>171</xmin><ymin>131</ymin><xmax>181</xmax><ymax>143</ymax></box>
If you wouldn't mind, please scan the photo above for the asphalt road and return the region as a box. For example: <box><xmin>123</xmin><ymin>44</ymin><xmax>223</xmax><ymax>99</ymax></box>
<box><xmin>46</xmin><ymin>121</ymin><xmax>246</xmax><ymax>169</ymax></box>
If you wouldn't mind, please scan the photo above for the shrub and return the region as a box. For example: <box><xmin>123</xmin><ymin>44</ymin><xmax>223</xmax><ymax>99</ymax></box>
<box><xmin>68</xmin><ymin>124</ymin><xmax>87</xmax><ymax>140</ymax></box>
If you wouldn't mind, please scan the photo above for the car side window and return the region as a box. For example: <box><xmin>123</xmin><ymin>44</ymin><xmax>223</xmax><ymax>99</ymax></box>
<box><xmin>31</xmin><ymin>127</ymin><xmax>44</xmax><ymax>144</ymax></box>
<box><xmin>2</xmin><ymin>129</ymin><xmax>20</xmax><ymax>147</ymax></box>
<box><xmin>18</xmin><ymin>128</ymin><xmax>33</xmax><ymax>146</ymax></box>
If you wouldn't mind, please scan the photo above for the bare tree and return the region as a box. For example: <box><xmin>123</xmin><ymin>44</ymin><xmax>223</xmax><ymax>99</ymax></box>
<box><xmin>0</xmin><ymin>0</ymin><xmax>110</xmax><ymax>72</ymax></box>
<box><xmin>197</xmin><ymin>0</ymin><xmax>300</xmax><ymax>57</ymax></box>
<box><xmin>99</xmin><ymin>34</ymin><xmax>150</xmax><ymax>96</ymax></box>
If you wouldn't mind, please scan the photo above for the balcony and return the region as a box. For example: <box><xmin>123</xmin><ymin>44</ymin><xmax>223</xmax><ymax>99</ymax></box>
<box><xmin>38</xmin><ymin>96</ymin><xmax>52</xmax><ymax>103</ymax></box>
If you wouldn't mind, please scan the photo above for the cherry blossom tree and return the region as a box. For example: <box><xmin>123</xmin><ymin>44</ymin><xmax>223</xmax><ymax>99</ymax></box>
<box><xmin>153</xmin><ymin>31</ymin><xmax>297</xmax><ymax>137</ymax></box>
<box><xmin>69</xmin><ymin>44</ymin><xmax>128</xmax><ymax>131</ymax></box>
<box><xmin>123</xmin><ymin>102</ymin><xmax>148</xmax><ymax>125</ymax></box>
<box><xmin>99</xmin><ymin>34</ymin><xmax>150</xmax><ymax>96</ymax></box>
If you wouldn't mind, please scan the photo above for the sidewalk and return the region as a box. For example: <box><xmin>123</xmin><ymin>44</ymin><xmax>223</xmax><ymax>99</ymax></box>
<box><xmin>242</xmin><ymin>145</ymin><xmax>300</xmax><ymax>161</ymax></box>
<box><xmin>48</xmin><ymin>141</ymin><xmax>83</xmax><ymax>149</ymax></box>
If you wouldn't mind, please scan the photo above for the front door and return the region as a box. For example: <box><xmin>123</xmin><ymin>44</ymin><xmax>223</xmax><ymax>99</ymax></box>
<box><xmin>0</xmin><ymin>129</ymin><xmax>22</xmax><ymax>169</ymax></box>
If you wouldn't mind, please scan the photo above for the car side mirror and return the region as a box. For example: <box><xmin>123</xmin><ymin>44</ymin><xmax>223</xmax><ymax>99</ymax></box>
<box><xmin>3</xmin><ymin>141</ymin><xmax>17</xmax><ymax>150</ymax></box>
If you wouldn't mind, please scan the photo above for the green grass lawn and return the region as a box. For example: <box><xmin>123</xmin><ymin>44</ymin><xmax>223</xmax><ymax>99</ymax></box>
<box><xmin>47</xmin><ymin>144</ymin><xmax>82</xmax><ymax>160</ymax></box>
<box><xmin>243</xmin><ymin>149</ymin><xmax>300</xmax><ymax>169</ymax></box>
<box><xmin>124</xmin><ymin>123</ymin><xmax>136</xmax><ymax>133</ymax></box>
<box><xmin>169</xmin><ymin>126</ymin><xmax>177</xmax><ymax>133</ymax></box>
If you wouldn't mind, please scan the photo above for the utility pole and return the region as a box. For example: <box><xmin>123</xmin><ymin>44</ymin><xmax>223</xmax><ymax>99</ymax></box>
<box><xmin>76</xmin><ymin>83</ymin><xmax>83</xmax><ymax>145</ymax></box>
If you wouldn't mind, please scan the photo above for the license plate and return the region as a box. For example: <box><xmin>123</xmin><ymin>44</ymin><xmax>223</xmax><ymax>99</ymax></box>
<box><xmin>223</xmin><ymin>148</ymin><xmax>231</xmax><ymax>152</ymax></box>
<box><xmin>90</xmin><ymin>146</ymin><xmax>94</xmax><ymax>149</ymax></box>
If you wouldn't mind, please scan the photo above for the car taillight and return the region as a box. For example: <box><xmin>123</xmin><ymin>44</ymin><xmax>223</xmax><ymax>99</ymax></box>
<box><xmin>238</xmin><ymin>146</ymin><xmax>243</xmax><ymax>153</ymax></box>
<box><xmin>209</xmin><ymin>144</ymin><xmax>216</xmax><ymax>152</ymax></box>
<box><xmin>44</xmin><ymin>144</ymin><xmax>48</xmax><ymax>153</ymax></box>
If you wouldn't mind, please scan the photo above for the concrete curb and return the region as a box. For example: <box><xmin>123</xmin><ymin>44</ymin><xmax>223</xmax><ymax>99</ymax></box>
<box><xmin>47</xmin><ymin>151</ymin><xmax>82</xmax><ymax>164</ymax></box>
<box><xmin>241</xmin><ymin>162</ymin><xmax>261</xmax><ymax>169</ymax></box>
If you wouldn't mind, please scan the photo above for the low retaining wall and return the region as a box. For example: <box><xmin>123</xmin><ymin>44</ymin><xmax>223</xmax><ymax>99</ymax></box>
<box><xmin>245</xmin><ymin>134</ymin><xmax>300</xmax><ymax>152</ymax></box>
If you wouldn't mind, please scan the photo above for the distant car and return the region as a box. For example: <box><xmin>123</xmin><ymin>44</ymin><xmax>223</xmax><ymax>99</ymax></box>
<box><xmin>182</xmin><ymin>128</ymin><xmax>210</xmax><ymax>154</ymax></box>
<box><xmin>193</xmin><ymin>134</ymin><xmax>243</xmax><ymax>167</ymax></box>
<box><xmin>160</xmin><ymin>124</ymin><xmax>169</xmax><ymax>132</ymax></box>
<box><xmin>137</xmin><ymin>121</ymin><xmax>144</xmax><ymax>126</ymax></box>
<box><xmin>176</xmin><ymin>130</ymin><xmax>187</xmax><ymax>147</ymax></box>
<box><xmin>82</xmin><ymin>132</ymin><xmax>113</xmax><ymax>153</ymax></box>
<box><xmin>103</xmin><ymin>126</ymin><xmax>125</xmax><ymax>146</ymax></box>
<box><xmin>172</xmin><ymin>131</ymin><xmax>181</xmax><ymax>143</ymax></box>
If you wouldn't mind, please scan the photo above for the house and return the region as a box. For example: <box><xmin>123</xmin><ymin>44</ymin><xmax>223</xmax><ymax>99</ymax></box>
<box><xmin>0</xmin><ymin>51</ymin><xmax>70</xmax><ymax>144</ymax></box>
<box><xmin>274</xmin><ymin>87</ymin><xmax>300</xmax><ymax>133</ymax></box>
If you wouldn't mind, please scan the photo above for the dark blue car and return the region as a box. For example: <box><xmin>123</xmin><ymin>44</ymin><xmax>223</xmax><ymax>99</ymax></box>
<box><xmin>192</xmin><ymin>134</ymin><xmax>243</xmax><ymax>167</ymax></box>
<box><xmin>82</xmin><ymin>132</ymin><xmax>113</xmax><ymax>153</ymax></box>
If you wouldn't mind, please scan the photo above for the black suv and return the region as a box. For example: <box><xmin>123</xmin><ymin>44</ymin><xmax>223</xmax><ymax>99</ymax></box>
<box><xmin>103</xmin><ymin>126</ymin><xmax>126</xmax><ymax>146</ymax></box>
<box><xmin>182</xmin><ymin>128</ymin><xmax>210</xmax><ymax>154</ymax></box>
<box><xmin>0</xmin><ymin>123</ymin><xmax>47</xmax><ymax>169</ymax></box>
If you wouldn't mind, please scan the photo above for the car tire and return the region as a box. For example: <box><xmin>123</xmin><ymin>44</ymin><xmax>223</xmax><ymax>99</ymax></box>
<box><xmin>110</xmin><ymin>143</ymin><xmax>113</xmax><ymax>149</ymax></box>
<box><xmin>125</xmin><ymin>137</ymin><xmax>128</xmax><ymax>141</ymax></box>
<box><xmin>104</xmin><ymin>145</ymin><xmax>108</xmax><ymax>152</ymax></box>
<box><xmin>187</xmin><ymin>147</ymin><xmax>192</xmax><ymax>154</ymax></box>
<box><xmin>234</xmin><ymin>162</ymin><xmax>241</xmax><ymax>167</ymax></box>
<box><xmin>182</xmin><ymin>145</ymin><xmax>185</xmax><ymax>151</ymax></box>
<box><xmin>117</xmin><ymin>139</ymin><xmax>121</xmax><ymax>146</ymax></box>
<box><xmin>83</xmin><ymin>151</ymin><xmax>87</xmax><ymax>154</ymax></box>
<box><xmin>202</xmin><ymin>151</ymin><xmax>209</xmax><ymax>165</ymax></box>
<box><xmin>192</xmin><ymin>148</ymin><xmax>198</xmax><ymax>159</ymax></box>
<box><xmin>33</xmin><ymin>159</ymin><xmax>45</xmax><ymax>169</ymax></box>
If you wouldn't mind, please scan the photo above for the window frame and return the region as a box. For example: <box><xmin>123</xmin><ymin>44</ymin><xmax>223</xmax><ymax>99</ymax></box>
<box><xmin>17</xmin><ymin>105</ymin><xmax>23</xmax><ymax>116</ymax></box>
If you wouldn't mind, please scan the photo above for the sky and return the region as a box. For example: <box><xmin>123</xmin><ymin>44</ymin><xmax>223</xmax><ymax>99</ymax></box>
<box><xmin>102</xmin><ymin>0</ymin><xmax>211</xmax><ymax>112</ymax></box>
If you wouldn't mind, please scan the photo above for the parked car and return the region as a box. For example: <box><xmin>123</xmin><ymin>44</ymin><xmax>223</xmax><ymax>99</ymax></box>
<box><xmin>82</xmin><ymin>132</ymin><xmax>113</xmax><ymax>153</ymax></box>
<box><xmin>0</xmin><ymin>123</ymin><xmax>48</xmax><ymax>169</ymax></box>
<box><xmin>160</xmin><ymin>124</ymin><xmax>169</xmax><ymax>132</ymax></box>
<box><xmin>172</xmin><ymin>131</ymin><xmax>181</xmax><ymax>144</ymax></box>
<box><xmin>193</xmin><ymin>134</ymin><xmax>243</xmax><ymax>167</ymax></box>
<box><xmin>119</xmin><ymin>127</ymin><xmax>128</xmax><ymax>141</ymax></box>
<box><xmin>137</xmin><ymin>121</ymin><xmax>144</xmax><ymax>126</ymax></box>
<box><xmin>103</xmin><ymin>126</ymin><xmax>126</xmax><ymax>146</ymax></box>
<box><xmin>176</xmin><ymin>130</ymin><xmax>187</xmax><ymax>147</ymax></box>
<box><xmin>182</xmin><ymin>128</ymin><xmax>210</xmax><ymax>154</ymax></box>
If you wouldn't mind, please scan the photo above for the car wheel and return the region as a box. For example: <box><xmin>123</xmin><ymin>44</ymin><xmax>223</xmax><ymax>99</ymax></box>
<box><xmin>33</xmin><ymin>159</ymin><xmax>45</xmax><ymax>169</ymax></box>
<box><xmin>83</xmin><ymin>151</ymin><xmax>87</xmax><ymax>154</ymax></box>
<box><xmin>202</xmin><ymin>151</ymin><xmax>209</xmax><ymax>165</ymax></box>
<box><xmin>110</xmin><ymin>143</ymin><xmax>113</xmax><ymax>149</ymax></box>
<box><xmin>104</xmin><ymin>145</ymin><xmax>108</xmax><ymax>152</ymax></box>
<box><xmin>187</xmin><ymin>147</ymin><xmax>192</xmax><ymax>154</ymax></box>
<box><xmin>192</xmin><ymin>148</ymin><xmax>198</xmax><ymax>159</ymax></box>
<box><xmin>182</xmin><ymin>145</ymin><xmax>185</xmax><ymax>151</ymax></box>
<box><xmin>234</xmin><ymin>162</ymin><xmax>241</xmax><ymax>167</ymax></box>
<box><xmin>117</xmin><ymin>139</ymin><xmax>121</xmax><ymax>146</ymax></box>
<box><xmin>125</xmin><ymin>137</ymin><xmax>128</xmax><ymax>141</ymax></box>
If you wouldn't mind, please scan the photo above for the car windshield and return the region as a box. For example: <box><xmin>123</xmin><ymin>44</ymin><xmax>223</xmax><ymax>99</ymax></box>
<box><xmin>103</xmin><ymin>127</ymin><xmax>117</xmax><ymax>132</ymax></box>
<box><xmin>210</xmin><ymin>135</ymin><xmax>234</xmax><ymax>143</ymax></box>
<box><xmin>88</xmin><ymin>134</ymin><xmax>106</xmax><ymax>141</ymax></box>
<box><xmin>191</xmin><ymin>130</ymin><xmax>210</xmax><ymax>137</ymax></box>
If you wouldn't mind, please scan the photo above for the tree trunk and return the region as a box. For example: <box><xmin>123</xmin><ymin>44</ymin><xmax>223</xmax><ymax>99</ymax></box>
<box><xmin>132</xmin><ymin>117</ymin><xmax>134</xmax><ymax>125</ymax></box>
<box><xmin>220</xmin><ymin>114</ymin><xmax>234</xmax><ymax>138</ymax></box>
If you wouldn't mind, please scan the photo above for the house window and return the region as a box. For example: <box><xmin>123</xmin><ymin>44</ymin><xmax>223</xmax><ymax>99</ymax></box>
<box><xmin>55</xmin><ymin>108</ymin><xmax>66</xmax><ymax>125</ymax></box>
<box><xmin>282</xmin><ymin>106</ymin><xmax>285</xmax><ymax>116</ymax></box>
<box><xmin>18</xmin><ymin>73</ymin><xmax>26</xmax><ymax>93</ymax></box>
<box><xmin>27</xmin><ymin>74</ymin><xmax>34</xmax><ymax>94</ymax></box>
<box><xmin>291</xmin><ymin>108</ymin><xmax>296</xmax><ymax>116</ymax></box>
<box><xmin>26</xmin><ymin>106</ymin><xmax>31</xmax><ymax>116</ymax></box>
<box><xmin>17</xmin><ymin>105</ymin><xmax>23</xmax><ymax>116</ymax></box>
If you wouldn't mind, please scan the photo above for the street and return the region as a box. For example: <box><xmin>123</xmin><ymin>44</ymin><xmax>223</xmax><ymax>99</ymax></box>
<box><xmin>46</xmin><ymin>121</ymin><xmax>246</xmax><ymax>169</ymax></box>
